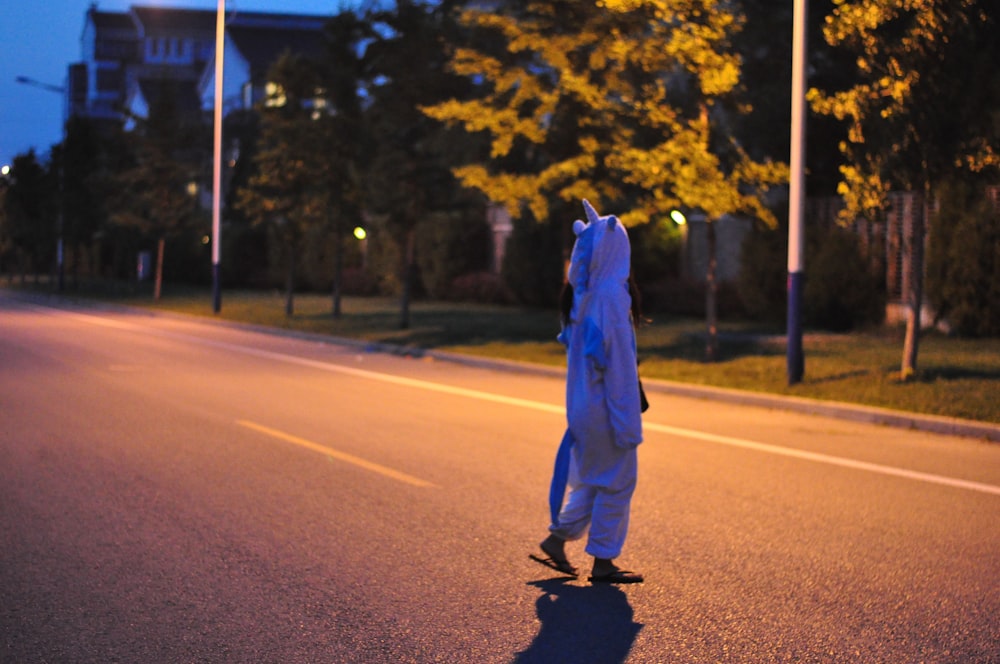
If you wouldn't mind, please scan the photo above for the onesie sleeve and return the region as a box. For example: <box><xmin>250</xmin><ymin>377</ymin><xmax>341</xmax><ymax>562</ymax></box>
<box><xmin>603</xmin><ymin>321</ymin><xmax>643</xmax><ymax>449</ymax></box>
<box><xmin>582</xmin><ymin>317</ymin><xmax>607</xmax><ymax>371</ymax></box>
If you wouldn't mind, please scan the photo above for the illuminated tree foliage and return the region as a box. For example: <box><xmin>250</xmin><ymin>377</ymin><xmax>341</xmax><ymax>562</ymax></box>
<box><xmin>424</xmin><ymin>0</ymin><xmax>786</xmax><ymax>226</ymax></box>
<box><xmin>809</xmin><ymin>0</ymin><xmax>998</xmax><ymax>220</ymax></box>
<box><xmin>424</xmin><ymin>0</ymin><xmax>787</xmax><ymax>359</ymax></box>
<box><xmin>808</xmin><ymin>0</ymin><xmax>1000</xmax><ymax>375</ymax></box>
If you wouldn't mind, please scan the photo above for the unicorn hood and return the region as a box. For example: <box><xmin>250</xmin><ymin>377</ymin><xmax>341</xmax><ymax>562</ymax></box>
<box><xmin>568</xmin><ymin>199</ymin><xmax>632</xmax><ymax>296</ymax></box>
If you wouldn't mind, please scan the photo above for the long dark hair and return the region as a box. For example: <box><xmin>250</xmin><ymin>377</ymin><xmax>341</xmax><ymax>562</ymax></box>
<box><xmin>560</xmin><ymin>281</ymin><xmax>575</xmax><ymax>327</ymax></box>
<box><xmin>560</xmin><ymin>275</ymin><xmax>645</xmax><ymax>328</ymax></box>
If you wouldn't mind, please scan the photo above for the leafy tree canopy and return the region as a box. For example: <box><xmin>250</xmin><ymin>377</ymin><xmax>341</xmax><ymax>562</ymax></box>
<box><xmin>423</xmin><ymin>0</ymin><xmax>787</xmax><ymax>227</ymax></box>
<box><xmin>808</xmin><ymin>0</ymin><xmax>1000</xmax><ymax>222</ymax></box>
<box><xmin>110</xmin><ymin>82</ymin><xmax>205</xmax><ymax>239</ymax></box>
<box><xmin>236</xmin><ymin>53</ymin><xmax>330</xmax><ymax>238</ymax></box>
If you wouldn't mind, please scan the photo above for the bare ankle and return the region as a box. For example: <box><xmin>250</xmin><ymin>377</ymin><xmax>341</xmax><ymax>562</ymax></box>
<box><xmin>592</xmin><ymin>558</ymin><xmax>616</xmax><ymax>574</ymax></box>
<box><xmin>541</xmin><ymin>534</ymin><xmax>566</xmax><ymax>558</ymax></box>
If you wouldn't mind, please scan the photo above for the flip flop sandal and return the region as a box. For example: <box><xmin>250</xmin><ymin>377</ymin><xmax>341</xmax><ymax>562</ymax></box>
<box><xmin>529</xmin><ymin>553</ymin><xmax>579</xmax><ymax>577</ymax></box>
<box><xmin>588</xmin><ymin>569</ymin><xmax>644</xmax><ymax>584</ymax></box>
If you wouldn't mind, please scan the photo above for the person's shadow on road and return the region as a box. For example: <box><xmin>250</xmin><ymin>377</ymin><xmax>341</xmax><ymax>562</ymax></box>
<box><xmin>513</xmin><ymin>578</ymin><xmax>643</xmax><ymax>664</ymax></box>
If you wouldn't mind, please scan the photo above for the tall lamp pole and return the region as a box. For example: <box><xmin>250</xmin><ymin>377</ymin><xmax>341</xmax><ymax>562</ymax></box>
<box><xmin>211</xmin><ymin>0</ymin><xmax>225</xmax><ymax>313</ymax></box>
<box><xmin>786</xmin><ymin>0</ymin><xmax>807</xmax><ymax>385</ymax></box>
<box><xmin>15</xmin><ymin>75</ymin><xmax>67</xmax><ymax>292</ymax></box>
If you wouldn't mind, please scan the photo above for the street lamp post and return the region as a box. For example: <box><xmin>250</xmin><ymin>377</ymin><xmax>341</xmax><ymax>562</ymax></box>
<box><xmin>786</xmin><ymin>0</ymin><xmax>807</xmax><ymax>385</ymax></box>
<box><xmin>15</xmin><ymin>75</ymin><xmax>67</xmax><ymax>292</ymax></box>
<box><xmin>211</xmin><ymin>0</ymin><xmax>225</xmax><ymax>313</ymax></box>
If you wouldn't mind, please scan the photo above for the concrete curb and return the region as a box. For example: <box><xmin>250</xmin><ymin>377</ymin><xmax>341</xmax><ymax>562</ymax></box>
<box><xmin>8</xmin><ymin>289</ymin><xmax>999</xmax><ymax>443</ymax></box>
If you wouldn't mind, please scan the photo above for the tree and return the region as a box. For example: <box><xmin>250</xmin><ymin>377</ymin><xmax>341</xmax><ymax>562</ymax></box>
<box><xmin>110</xmin><ymin>82</ymin><xmax>206</xmax><ymax>299</ymax></box>
<box><xmin>237</xmin><ymin>53</ymin><xmax>332</xmax><ymax>317</ymax></box>
<box><xmin>1</xmin><ymin>151</ymin><xmax>56</xmax><ymax>284</ymax></box>
<box><xmin>365</xmin><ymin>0</ymin><xmax>483</xmax><ymax>328</ymax></box>
<box><xmin>61</xmin><ymin>115</ymin><xmax>111</xmax><ymax>286</ymax></box>
<box><xmin>0</xmin><ymin>170</ymin><xmax>8</xmax><ymax>276</ymax></box>
<box><xmin>423</xmin><ymin>0</ymin><xmax>787</xmax><ymax>360</ymax></box>
<box><xmin>734</xmin><ymin>0</ymin><xmax>852</xmax><ymax>194</ymax></box>
<box><xmin>808</xmin><ymin>0</ymin><xmax>1000</xmax><ymax>377</ymax></box>
<box><xmin>319</xmin><ymin>9</ymin><xmax>375</xmax><ymax>317</ymax></box>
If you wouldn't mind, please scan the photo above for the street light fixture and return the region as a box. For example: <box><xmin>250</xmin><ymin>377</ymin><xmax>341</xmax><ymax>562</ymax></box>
<box><xmin>15</xmin><ymin>75</ymin><xmax>66</xmax><ymax>292</ymax></box>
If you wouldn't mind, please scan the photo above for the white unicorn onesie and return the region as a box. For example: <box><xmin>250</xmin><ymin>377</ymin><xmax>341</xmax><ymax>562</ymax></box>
<box><xmin>534</xmin><ymin>199</ymin><xmax>644</xmax><ymax>584</ymax></box>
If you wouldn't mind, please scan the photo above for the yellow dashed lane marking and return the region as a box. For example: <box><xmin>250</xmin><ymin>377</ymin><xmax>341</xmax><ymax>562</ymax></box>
<box><xmin>237</xmin><ymin>420</ymin><xmax>438</xmax><ymax>489</ymax></box>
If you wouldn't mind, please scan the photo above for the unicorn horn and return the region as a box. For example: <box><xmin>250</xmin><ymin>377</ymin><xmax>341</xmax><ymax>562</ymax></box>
<box><xmin>582</xmin><ymin>199</ymin><xmax>600</xmax><ymax>225</ymax></box>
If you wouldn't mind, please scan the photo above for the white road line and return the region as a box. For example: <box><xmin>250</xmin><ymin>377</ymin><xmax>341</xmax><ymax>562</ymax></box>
<box><xmin>645</xmin><ymin>422</ymin><xmax>1000</xmax><ymax>496</ymax></box>
<box><xmin>36</xmin><ymin>305</ymin><xmax>566</xmax><ymax>414</ymax></box>
<box><xmin>37</xmin><ymin>303</ymin><xmax>1000</xmax><ymax>497</ymax></box>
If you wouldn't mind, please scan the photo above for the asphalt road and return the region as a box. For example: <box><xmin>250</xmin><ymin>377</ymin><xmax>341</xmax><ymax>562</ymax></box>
<box><xmin>1</xmin><ymin>294</ymin><xmax>998</xmax><ymax>663</ymax></box>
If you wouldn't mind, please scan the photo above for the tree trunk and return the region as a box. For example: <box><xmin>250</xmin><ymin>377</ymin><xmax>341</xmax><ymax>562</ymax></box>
<box><xmin>399</xmin><ymin>227</ymin><xmax>415</xmax><ymax>330</ymax></box>
<box><xmin>695</xmin><ymin>101</ymin><xmax>719</xmax><ymax>362</ymax></box>
<box><xmin>154</xmin><ymin>237</ymin><xmax>165</xmax><ymax>301</ymax></box>
<box><xmin>112</xmin><ymin>238</ymin><xmax>123</xmax><ymax>290</ymax></box>
<box><xmin>901</xmin><ymin>191</ymin><xmax>927</xmax><ymax>380</ymax></box>
<box><xmin>705</xmin><ymin>218</ymin><xmax>719</xmax><ymax>362</ymax></box>
<box><xmin>331</xmin><ymin>216</ymin><xmax>343</xmax><ymax>319</ymax></box>
<box><xmin>71</xmin><ymin>243</ymin><xmax>79</xmax><ymax>290</ymax></box>
<box><xmin>284</xmin><ymin>237</ymin><xmax>295</xmax><ymax>318</ymax></box>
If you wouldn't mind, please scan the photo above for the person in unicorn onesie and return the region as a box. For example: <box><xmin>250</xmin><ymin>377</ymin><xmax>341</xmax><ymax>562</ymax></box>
<box><xmin>530</xmin><ymin>199</ymin><xmax>644</xmax><ymax>584</ymax></box>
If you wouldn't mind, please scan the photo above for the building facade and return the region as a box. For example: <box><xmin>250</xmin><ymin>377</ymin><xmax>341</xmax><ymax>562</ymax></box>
<box><xmin>68</xmin><ymin>3</ymin><xmax>329</xmax><ymax>129</ymax></box>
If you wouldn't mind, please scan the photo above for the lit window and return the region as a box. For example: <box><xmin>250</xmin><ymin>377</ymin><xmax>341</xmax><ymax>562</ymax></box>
<box><xmin>265</xmin><ymin>81</ymin><xmax>286</xmax><ymax>107</ymax></box>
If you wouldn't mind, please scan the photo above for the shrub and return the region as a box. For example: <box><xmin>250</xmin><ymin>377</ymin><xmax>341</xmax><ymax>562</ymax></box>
<box><xmin>449</xmin><ymin>270</ymin><xmax>511</xmax><ymax>303</ymax></box>
<box><xmin>501</xmin><ymin>214</ymin><xmax>564</xmax><ymax>307</ymax></box>
<box><xmin>340</xmin><ymin>267</ymin><xmax>379</xmax><ymax>296</ymax></box>
<box><xmin>416</xmin><ymin>210</ymin><xmax>492</xmax><ymax>299</ymax></box>
<box><xmin>803</xmin><ymin>225</ymin><xmax>885</xmax><ymax>331</ymax></box>
<box><xmin>927</xmin><ymin>180</ymin><xmax>1000</xmax><ymax>337</ymax></box>
<box><xmin>737</xmin><ymin>222</ymin><xmax>788</xmax><ymax>324</ymax></box>
<box><xmin>738</xmin><ymin>221</ymin><xmax>885</xmax><ymax>331</ymax></box>
<box><xmin>640</xmin><ymin>277</ymin><xmax>746</xmax><ymax>319</ymax></box>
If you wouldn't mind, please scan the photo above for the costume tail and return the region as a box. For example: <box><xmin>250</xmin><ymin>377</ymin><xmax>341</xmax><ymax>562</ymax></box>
<box><xmin>549</xmin><ymin>429</ymin><xmax>575</xmax><ymax>526</ymax></box>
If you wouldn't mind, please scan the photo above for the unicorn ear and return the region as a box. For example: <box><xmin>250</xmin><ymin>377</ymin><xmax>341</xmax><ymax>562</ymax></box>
<box><xmin>573</xmin><ymin>220</ymin><xmax>586</xmax><ymax>235</ymax></box>
<box><xmin>582</xmin><ymin>199</ymin><xmax>600</xmax><ymax>225</ymax></box>
<box><xmin>607</xmin><ymin>216</ymin><xmax>618</xmax><ymax>229</ymax></box>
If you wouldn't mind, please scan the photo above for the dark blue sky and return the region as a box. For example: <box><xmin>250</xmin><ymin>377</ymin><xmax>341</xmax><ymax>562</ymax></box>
<box><xmin>0</xmin><ymin>1</ymin><xmax>352</xmax><ymax>169</ymax></box>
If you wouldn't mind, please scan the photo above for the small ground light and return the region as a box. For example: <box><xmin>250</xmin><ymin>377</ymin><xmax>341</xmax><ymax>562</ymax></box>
<box><xmin>202</xmin><ymin>235</ymin><xmax>210</xmax><ymax>245</ymax></box>
<box><xmin>670</xmin><ymin>209</ymin><xmax>687</xmax><ymax>225</ymax></box>
<box><xmin>353</xmin><ymin>226</ymin><xmax>367</xmax><ymax>240</ymax></box>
